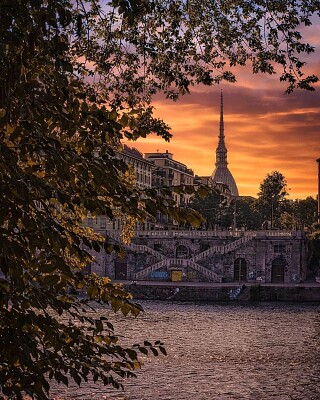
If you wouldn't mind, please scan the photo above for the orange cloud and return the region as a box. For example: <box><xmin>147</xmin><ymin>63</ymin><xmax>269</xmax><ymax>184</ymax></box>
<box><xmin>124</xmin><ymin>32</ymin><xmax>320</xmax><ymax>200</ymax></box>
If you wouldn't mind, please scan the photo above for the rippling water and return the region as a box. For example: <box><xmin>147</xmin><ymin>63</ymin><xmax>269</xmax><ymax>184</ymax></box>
<box><xmin>52</xmin><ymin>301</ymin><xmax>320</xmax><ymax>400</ymax></box>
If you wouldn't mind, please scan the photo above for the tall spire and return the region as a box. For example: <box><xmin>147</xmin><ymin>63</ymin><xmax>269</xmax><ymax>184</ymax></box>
<box><xmin>211</xmin><ymin>92</ymin><xmax>239</xmax><ymax>196</ymax></box>
<box><xmin>219</xmin><ymin>90</ymin><xmax>224</xmax><ymax>139</ymax></box>
<box><xmin>216</xmin><ymin>91</ymin><xmax>227</xmax><ymax>167</ymax></box>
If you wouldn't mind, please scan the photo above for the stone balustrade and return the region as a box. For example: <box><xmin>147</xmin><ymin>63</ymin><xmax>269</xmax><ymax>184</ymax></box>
<box><xmin>132</xmin><ymin>229</ymin><xmax>299</xmax><ymax>239</ymax></box>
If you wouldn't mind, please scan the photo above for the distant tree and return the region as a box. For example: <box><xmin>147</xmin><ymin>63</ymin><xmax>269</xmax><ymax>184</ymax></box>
<box><xmin>293</xmin><ymin>197</ymin><xmax>318</xmax><ymax>229</ymax></box>
<box><xmin>189</xmin><ymin>186</ymin><xmax>229</xmax><ymax>229</ymax></box>
<box><xmin>231</xmin><ymin>197</ymin><xmax>263</xmax><ymax>230</ymax></box>
<box><xmin>310</xmin><ymin>222</ymin><xmax>320</xmax><ymax>240</ymax></box>
<box><xmin>256</xmin><ymin>171</ymin><xmax>289</xmax><ymax>228</ymax></box>
<box><xmin>279</xmin><ymin>211</ymin><xmax>298</xmax><ymax>229</ymax></box>
<box><xmin>1</xmin><ymin>0</ymin><xmax>320</xmax><ymax>398</ymax></box>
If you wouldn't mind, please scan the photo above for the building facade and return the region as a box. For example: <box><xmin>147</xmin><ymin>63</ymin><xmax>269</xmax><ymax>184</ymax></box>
<box><xmin>121</xmin><ymin>145</ymin><xmax>154</xmax><ymax>189</ymax></box>
<box><xmin>90</xmin><ymin>229</ymin><xmax>306</xmax><ymax>284</ymax></box>
<box><xmin>83</xmin><ymin>145</ymin><xmax>155</xmax><ymax>235</ymax></box>
<box><xmin>144</xmin><ymin>150</ymin><xmax>195</xmax><ymax>206</ymax></box>
<box><xmin>83</xmin><ymin>96</ymin><xmax>307</xmax><ymax>284</ymax></box>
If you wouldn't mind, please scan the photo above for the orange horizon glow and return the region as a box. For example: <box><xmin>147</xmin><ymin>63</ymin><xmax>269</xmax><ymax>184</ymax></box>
<box><xmin>124</xmin><ymin>53</ymin><xmax>320</xmax><ymax>200</ymax></box>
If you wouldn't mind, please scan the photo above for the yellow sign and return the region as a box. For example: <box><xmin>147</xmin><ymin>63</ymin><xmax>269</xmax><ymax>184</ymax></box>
<box><xmin>171</xmin><ymin>270</ymin><xmax>183</xmax><ymax>282</ymax></box>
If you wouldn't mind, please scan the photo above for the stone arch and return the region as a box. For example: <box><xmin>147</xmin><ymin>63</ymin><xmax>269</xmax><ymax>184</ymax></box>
<box><xmin>176</xmin><ymin>244</ymin><xmax>189</xmax><ymax>259</ymax></box>
<box><xmin>234</xmin><ymin>258</ymin><xmax>247</xmax><ymax>282</ymax></box>
<box><xmin>271</xmin><ymin>257</ymin><xmax>286</xmax><ymax>283</ymax></box>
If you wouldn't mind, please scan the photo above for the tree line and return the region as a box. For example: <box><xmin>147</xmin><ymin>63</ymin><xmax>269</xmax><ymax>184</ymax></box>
<box><xmin>190</xmin><ymin>171</ymin><xmax>318</xmax><ymax>232</ymax></box>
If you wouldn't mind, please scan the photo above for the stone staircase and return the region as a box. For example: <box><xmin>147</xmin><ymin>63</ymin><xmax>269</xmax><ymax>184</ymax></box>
<box><xmin>190</xmin><ymin>235</ymin><xmax>253</xmax><ymax>263</ymax></box>
<box><xmin>223</xmin><ymin>235</ymin><xmax>253</xmax><ymax>253</ymax></box>
<box><xmin>127</xmin><ymin>243</ymin><xmax>166</xmax><ymax>260</ymax></box>
<box><xmin>107</xmin><ymin>231</ymin><xmax>166</xmax><ymax>260</ymax></box>
<box><xmin>108</xmin><ymin>231</ymin><xmax>252</xmax><ymax>283</ymax></box>
<box><xmin>190</xmin><ymin>245</ymin><xmax>225</xmax><ymax>263</ymax></box>
<box><xmin>135</xmin><ymin>258</ymin><xmax>222</xmax><ymax>282</ymax></box>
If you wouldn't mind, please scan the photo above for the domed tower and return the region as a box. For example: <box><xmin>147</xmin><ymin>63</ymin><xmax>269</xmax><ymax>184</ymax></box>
<box><xmin>211</xmin><ymin>92</ymin><xmax>239</xmax><ymax>196</ymax></box>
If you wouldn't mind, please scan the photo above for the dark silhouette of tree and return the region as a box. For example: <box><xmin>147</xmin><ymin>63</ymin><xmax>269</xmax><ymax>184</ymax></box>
<box><xmin>256</xmin><ymin>171</ymin><xmax>289</xmax><ymax>228</ymax></box>
<box><xmin>189</xmin><ymin>187</ymin><xmax>229</xmax><ymax>229</ymax></box>
<box><xmin>231</xmin><ymin>197</ymin><xmax>263</xmax><ymax>230</ymax></box>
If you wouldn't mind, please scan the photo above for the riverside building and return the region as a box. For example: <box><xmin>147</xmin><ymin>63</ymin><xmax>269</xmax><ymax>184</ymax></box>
<box><xmin>83</xmin><ymin>145</ymin><xmax>154</xmax><ymax>234</ymax></box>
<box><xmin>83</xmin><ymin>97</ymin><xmax>307</xmax><ymax>284</ymax></box>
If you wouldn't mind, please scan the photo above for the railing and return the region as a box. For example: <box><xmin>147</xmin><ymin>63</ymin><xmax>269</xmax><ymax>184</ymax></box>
<box><xmin>224</xmin><ymin>235</ymin><xmax>253</xmax><ymax>253</ymax></box>
<box><xmin>191</xmin><ymin>245</ymin><xmax>224</xmax><ymax>262</ymax></box>
<box><xmin>107</xmin><ymin>232</ymin><xmax>166</xmax><ymax>260</ymax></box>
<box><xmin>190</xmin><ymin>235</ymin><xmax>253</xmax><ymax>263</ymax></box>
<box><xmin>133</xmin><ymin>229</ymin><xmax>298</xmax><ymax>239</ymax></box>
<box><xmin>135</xmin><ymin>259</ymin><xmax>169</xmax><ymax>280</ymax></box>
<box><xmin>185</xmin><ymin>260</ymin><xmax>222</xmax><ymax>282</ymax></box>
<box><xmin>128</xmin><ymin>244</ymin><xmax>166</xmax><ymax>260</ymax></box>
<box><xmin>108</xmin><ymin>229</ymin><xmax>301</xmax><ymax>241</ymax></box>
<box><xmin>135</xmin><ymin>258</ymin><xmax>222</xmax><ymax>282</ymax></box>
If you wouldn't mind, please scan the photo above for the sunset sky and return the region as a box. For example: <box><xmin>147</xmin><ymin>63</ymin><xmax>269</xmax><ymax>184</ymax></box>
<box><xmin>126</xmin><ymin>25</ymin><xmax>320</xmax><ymax>200</ymax></box>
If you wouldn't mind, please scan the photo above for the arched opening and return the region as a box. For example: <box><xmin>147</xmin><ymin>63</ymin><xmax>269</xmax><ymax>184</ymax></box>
<box><xmin>115</xmin><ymin>259</ymin><xmax>127</xmax><ymax>280</ymax></box>
<box><xmin>176</xmin><ymin>245</ymin><xmax>189</xmax><ymax>259</ymax></box>
<box><xmin>271</xmin><ymin>258</ymin><xmax>286</xmax><ymax>283</ymax></box>
<box><xmin>234</xmin><ymin>258</ymin><xmax>247</xmax><ymax>282</ymax></box>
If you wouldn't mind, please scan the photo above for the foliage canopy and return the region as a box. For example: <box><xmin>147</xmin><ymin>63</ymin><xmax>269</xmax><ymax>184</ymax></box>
<box><xmin>256</xmin><ymin>171</ymin><xmax>288</xmax><ymax>227</ymax></box>
<box><xmin>1</xmin><ymin>0</ymin><xmax>320</xmax><ymax>398</ymax></box>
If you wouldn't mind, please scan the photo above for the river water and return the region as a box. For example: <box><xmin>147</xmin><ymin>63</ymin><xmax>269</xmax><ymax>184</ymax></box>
<box><xmin>52</xmin><ymin>301</ymin><xmax>320</xmax><ymax>400</ymax></box>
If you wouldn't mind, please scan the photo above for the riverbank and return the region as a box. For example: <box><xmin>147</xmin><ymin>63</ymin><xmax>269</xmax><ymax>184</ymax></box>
<box><xmin>115</xmin><ymin>280</ymin><xmax>320</xmax><ymax>302</ymax></box>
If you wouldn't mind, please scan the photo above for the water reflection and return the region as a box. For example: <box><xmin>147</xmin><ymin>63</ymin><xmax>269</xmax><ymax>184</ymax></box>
<box><xmin>52</xmin><ymin>302</ymin><xmax>320</xmax><ymax>400</ymax></box>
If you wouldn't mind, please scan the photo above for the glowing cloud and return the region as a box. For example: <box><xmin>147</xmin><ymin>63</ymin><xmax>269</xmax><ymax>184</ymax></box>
<box><xmin>125</xmin><ymin>32</ymin><xmax>320</xmax><ymax>200</ymax></box>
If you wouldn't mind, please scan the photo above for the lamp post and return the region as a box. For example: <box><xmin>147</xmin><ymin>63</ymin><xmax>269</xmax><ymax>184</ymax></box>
<box><xmin>317</xmin><ymin>158</ymin><xmax>320</xmax><ymax>223</ymax></box>
<box><xmin>233</xmin><ymin>196</ymin><xmax>238</xmax><ymax>231</ymax></box>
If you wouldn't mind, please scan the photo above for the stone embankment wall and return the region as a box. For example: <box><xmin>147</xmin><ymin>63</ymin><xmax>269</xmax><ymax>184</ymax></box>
<box><xmin>94</xmin><ymin>230</ymin><xmax>307</xmax><ymax>284</ymax></box>
<box><xmin>125</xmin><ymin>284</ymin><xmax>320</xmax><ymax>302</ymax></box>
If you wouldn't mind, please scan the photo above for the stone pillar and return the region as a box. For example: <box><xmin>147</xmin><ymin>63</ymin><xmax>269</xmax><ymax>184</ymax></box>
<box><xmin>90</xmin><ymin>250</ymin><xmax>105</xmax><ymax>276</ymax></box>
<box><xmin>291</xmin><ymin>240</ymin><xmax>301</xmax><ymax>282</ymax></box>
<box><xmin>255</xmin><ymin>239</ymin><xmax>267</xmax><ymax>283</ymax></box>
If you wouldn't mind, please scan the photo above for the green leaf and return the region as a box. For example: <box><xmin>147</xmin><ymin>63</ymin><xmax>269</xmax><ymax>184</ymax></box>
<box><xmin>87</xmin><ymin>285</ymin><xmax>99</xmax><ymax>299</ymax></box>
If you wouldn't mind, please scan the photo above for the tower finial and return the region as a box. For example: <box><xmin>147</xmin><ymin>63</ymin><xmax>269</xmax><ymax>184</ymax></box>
<box><xmin>220</xmin><ymin>90</ymin><xmax>224</xmax><ymax>139</ymax></box>
<box><xmin>211</xmin><ymin>92</ymin><xmax>239</xmax><ymax>196</ymax></box>
<box><xmin>215</xmin><ymin>91</ymin><xmax>227</xmax><ymax>167</ymax></box>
